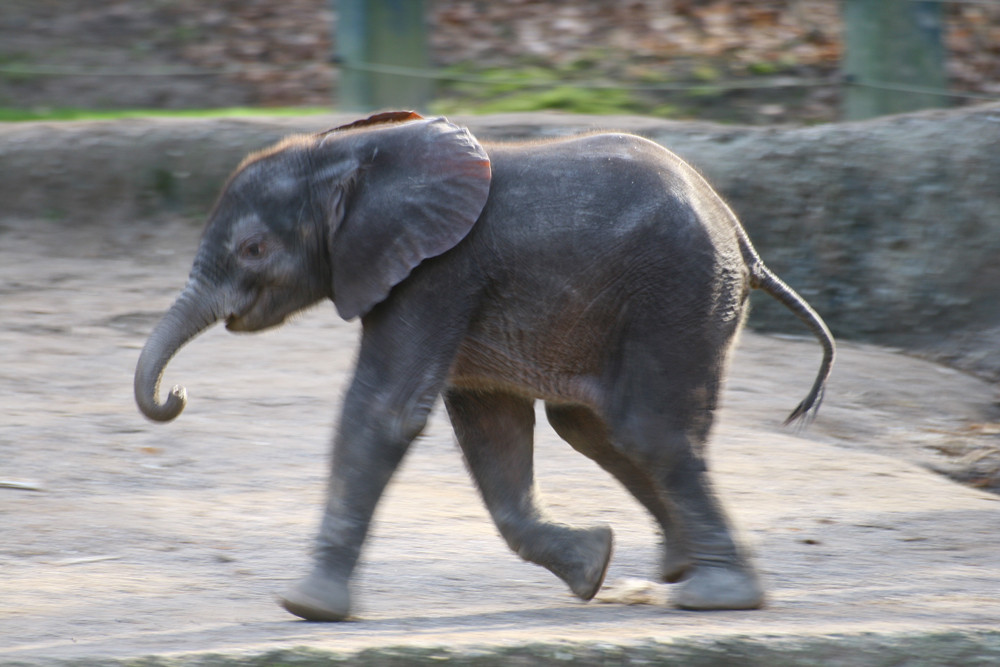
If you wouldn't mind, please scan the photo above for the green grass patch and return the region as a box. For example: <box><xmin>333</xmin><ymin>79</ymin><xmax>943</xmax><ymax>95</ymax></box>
<box><xmin>503</xmin><ymin>86</ymin><xmax>634</xmax><ymax>115</ymax></box>
<box><xmin>432</xmin><ymin>62</ymin><xmax>655</xmax><ymax>117</ymax></box>
<box><xmin>747</xmin><ymin>61</ymin><xmax>780</xmax><ymax>76</ymax></box>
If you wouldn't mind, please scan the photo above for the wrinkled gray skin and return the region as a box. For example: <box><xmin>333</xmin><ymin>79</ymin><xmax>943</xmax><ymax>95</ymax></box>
<box><xmin>135</xmin><ymin>112</ymin><xmax>835</xmax><ymax>621</ymax></box>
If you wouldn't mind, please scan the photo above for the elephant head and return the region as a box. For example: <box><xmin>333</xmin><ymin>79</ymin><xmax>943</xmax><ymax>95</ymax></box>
<box><xmin>134</xmin><ymin>112</ymin><xmax>492</xmax><ymax>422</ymax></box>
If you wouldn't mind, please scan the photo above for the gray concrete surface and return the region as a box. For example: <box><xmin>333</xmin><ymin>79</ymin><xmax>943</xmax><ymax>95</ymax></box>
<box><xmin>2</xmin><ymin>214</ymin><xmax>999</xmax><ymax>665</ymax></box>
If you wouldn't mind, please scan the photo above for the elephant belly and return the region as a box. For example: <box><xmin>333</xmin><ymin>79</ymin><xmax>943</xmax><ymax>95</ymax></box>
<box><xmin>447</xmin><ymin>308</ymin><xmax>613</xmax><ymax>408</ymax></box>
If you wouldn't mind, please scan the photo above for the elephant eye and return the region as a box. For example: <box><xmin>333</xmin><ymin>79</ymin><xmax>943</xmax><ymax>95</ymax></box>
<box><xmin>239</xmin><ymin>238</ymin><xmax>267</xmax><ymax>260</ymax></box>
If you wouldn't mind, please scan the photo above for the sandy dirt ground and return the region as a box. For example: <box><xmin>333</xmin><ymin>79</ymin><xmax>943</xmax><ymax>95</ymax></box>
<box><xmin>1</xmin><ymin>216</ymin><xmax>999</xmax><ymax>664</ymax></box>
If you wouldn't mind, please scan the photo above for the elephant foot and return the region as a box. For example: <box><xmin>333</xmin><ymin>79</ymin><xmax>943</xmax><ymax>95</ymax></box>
<box><xmin>279</xmin><ymin>569</ymin><xmax>352</xmax><ymax>622</ymax></box>
<box><xmin>547</xmin><ymin>525</ymin><xmax>614</xmax><ymax>601</ymax></box>
<box><xmin>659</xmin><ymin>545</ymin><xmax>692</xmax><ymax>584</ymax></box>
<box><xmin>670</xmin><ymin>562</ymin><xmax>764</xmax><ymax>611</ymax></box>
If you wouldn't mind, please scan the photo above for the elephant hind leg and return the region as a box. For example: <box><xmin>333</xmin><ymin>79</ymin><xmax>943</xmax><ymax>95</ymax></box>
<box><xmin>444</xmin><ymin>388</ymin><xmax>612</xmax><ymax>601</ymax></box>
<box><xmin>604</xmin><ymin>336</ymin><xmax>764</xmax><ymax>610</ymax></box>
<box><xmin>648</xmin><ymin>441</ymin><xmax>764</xmax><ymax>611</ymax></box>
<box><xmin>544</xmin><ymin>402</ymin><xmax>691</xmax><ymax>583</ymax></box>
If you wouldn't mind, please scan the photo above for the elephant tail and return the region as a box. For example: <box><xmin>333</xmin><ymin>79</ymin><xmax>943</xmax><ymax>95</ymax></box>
<box><xmin>749</xmin><ymin>263</ymin><xmax>836</xmax><ymax>426</ymax></box>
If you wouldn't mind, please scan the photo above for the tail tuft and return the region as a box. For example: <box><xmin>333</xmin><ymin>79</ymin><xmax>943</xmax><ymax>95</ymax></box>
<box><xmin>783</xmin><ymin>386</ymin><xmax>825</xmax><ymax>427</ymax></box>
<box><xmin>751</xmin><ymin>265</ymin><xmax>835</xmax><ymax>428</ymax></box>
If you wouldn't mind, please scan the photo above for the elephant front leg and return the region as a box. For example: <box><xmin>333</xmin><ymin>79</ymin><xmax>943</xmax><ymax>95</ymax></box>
<box><xmin>280</xmin><ymin>386</ymin><xmax>427</xmax><ymax>621</ymax></box>
<box><xmin>280</xmin><ymin>271</ymin><xmax>476</xmax><ymax>621</ymax></box>
<box><xmin>444</xmin><ymin>389</ymin><xmax>613</xmax><ymax>600</ymax></box>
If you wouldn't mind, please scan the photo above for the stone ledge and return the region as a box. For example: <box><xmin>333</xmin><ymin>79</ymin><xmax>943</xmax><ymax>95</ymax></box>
<box><xmin>2</xmin><ymin>105</ymin><xmax>999</xmax><ymax>367</ymax></box>
<box><xmin>7</xmin><ymin>632</ymin><xmax>1000</xmax><ymax>667</ymax></box>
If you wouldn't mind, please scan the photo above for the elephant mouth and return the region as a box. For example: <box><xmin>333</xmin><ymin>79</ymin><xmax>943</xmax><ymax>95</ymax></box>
<box><xmin>224</xmin><ymin>292</ymin><xmax>262</xmax><ymax>332</ymax></box>
<box><xmin>225</xmin><ymin>311</ymin><xmax>258</xmax><ymax>332</ymax></box>
<box><xmin>224</xmin><ymin>300</ymin><xmax>289</xmax><ymax>333</ymax></box>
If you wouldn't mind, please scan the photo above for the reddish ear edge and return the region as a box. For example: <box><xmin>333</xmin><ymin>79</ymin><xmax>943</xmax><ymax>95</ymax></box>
<box><xmin>321</xmin><ymin>111</ymin><xmax>424</xmax><ymax>137</ymax></box>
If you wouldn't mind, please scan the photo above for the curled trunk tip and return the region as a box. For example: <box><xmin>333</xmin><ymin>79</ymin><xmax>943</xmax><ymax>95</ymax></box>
<box><xmin>135</xmin><ymin>379</ymin><xmax>188</xmax><ymax>422</ymax></box>
<box><xmin>134</xmin><ymin>284</ymin><xmax>218</xmax><ymax>423</ymax></box>
<box><xmin>133</xmin><ymin>344</ymin><xmax>189</xmax><ymax>421</ymax></box>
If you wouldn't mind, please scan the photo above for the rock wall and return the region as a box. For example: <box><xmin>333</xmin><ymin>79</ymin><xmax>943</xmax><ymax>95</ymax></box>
<box><xmin>2</xmin><ymin>104</ymin><xmax>998</xmax><ymax>375</ymax></box>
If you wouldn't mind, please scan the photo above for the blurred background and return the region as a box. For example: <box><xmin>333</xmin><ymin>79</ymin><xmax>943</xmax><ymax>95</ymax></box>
<box><xmin>3</xmin><ymin>5</ymin><xmax>1000</xmax><ymax>657</ymax></box>
<box><xmin>1</xmin><ymin>0</ymin><xmax>998</xmax><ymax>125</ymax></box>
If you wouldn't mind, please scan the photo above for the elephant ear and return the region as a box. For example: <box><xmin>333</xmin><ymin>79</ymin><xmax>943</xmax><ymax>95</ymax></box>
<box><xmin>316</xmin><ymin>115</ymin><xmax>492</xmax><ymax>320</ymax></box>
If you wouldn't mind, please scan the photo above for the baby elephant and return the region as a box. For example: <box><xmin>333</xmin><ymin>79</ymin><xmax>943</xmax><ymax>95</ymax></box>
<box><xmin>135</xmin><ymin>111</ymin><xmax>834</xmax><ymax>621</ymax></box>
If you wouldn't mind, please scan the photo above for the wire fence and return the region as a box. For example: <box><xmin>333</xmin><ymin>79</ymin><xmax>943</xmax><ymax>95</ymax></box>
<box><xmin>908</xmin><ymin>0</ymin><xmax>1000</xmax><ymax>4</ymax></box>
<box><xmin>0</xmin><ymin>63</ymin><xmax>285</xmax><ymax>78</ymax></box>
<box><xmin>1</xmin><ymin>0</ymin><xmax>998</xmax><ymax>104</ymax></box>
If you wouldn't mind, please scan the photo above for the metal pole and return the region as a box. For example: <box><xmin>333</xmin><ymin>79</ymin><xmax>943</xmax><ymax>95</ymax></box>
<box><xmin>333</xmin><ymin>0</ymin><xmax>430</xmax><ymax>112</ymax></box>
<box><xmin>842</xmin><ymin>0</ymin><xmax>947</xmax><ymax>120</ymax></box>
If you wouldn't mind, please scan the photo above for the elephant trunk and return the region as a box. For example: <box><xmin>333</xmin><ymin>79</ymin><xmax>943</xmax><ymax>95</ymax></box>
<box><xmin>134</xmin><ymin>283</ymin><xmax>222</xmax><ymax>422</ymax></box>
